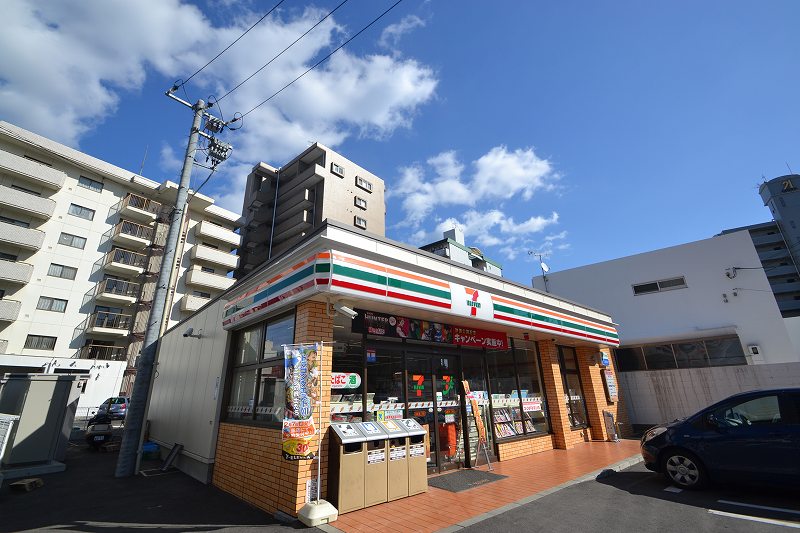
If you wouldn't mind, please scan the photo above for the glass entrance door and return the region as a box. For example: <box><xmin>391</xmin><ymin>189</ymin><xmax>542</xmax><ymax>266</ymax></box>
<box><xmin>406</xmin><ymin>352</ymin><xmax>463</xmax><ymax>474</ymax></box>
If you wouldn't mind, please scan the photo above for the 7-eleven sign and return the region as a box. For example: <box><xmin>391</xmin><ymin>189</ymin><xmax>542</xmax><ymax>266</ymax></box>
<box><xmin>451</xmin><ymin>283</ymin><xmax>493</xmax><ymax>321</ymax></box>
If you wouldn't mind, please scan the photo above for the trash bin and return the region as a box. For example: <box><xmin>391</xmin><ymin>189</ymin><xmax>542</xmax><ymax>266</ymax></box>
<box><xmin>378</xmin><ymin>419</ymin><xmax>409</xmax><ymax>501</ymax></box>
<box><xmin>400</xmin><ymin>418</ymin><xmax>428</xmax><ymax>496</ymax></box>
<box><xmin>328</xmin><ymin>422</ymin><xmax>367</xmax><ymax>513</ymax></box>
<box><xmin>356</xmin><ymin>421</ymin><xmax>388</xmax><ymax>507</ymax></box>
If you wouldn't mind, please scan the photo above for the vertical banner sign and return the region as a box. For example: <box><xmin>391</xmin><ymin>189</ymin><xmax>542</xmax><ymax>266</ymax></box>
<box><xmin>462</xmin><ymin>381</ymin><xmax>486</xmax><ymax>444</ymax></box>
<box><xmin>282</xmin><ymin>343</ymin><xmax>320</xmax><ymax>460</ymax></box>
<box><xmin>603</xmin><ymin>369</ymin><xmax>618</xmax><ymax>403</ymax></box>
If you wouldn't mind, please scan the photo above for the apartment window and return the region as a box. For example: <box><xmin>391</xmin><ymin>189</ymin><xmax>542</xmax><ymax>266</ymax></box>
<box><xmin>0</xmin><ymin>216</ymin><xmax>30</xmax><ymax>228</ymax></box>
<box><xmin>24</xmin><ymin>155</ymin><xmax>52</xmax><ymax>167</ymax></box>
<box><xmin>78</xmin><ymin>176</ymin><xmax>104</xmax><ymax>193</ymax></box>
<box><xmin>0</xmin><ymin>252</ymin><xmax>18</xmax><ymax>262</ymax></box>
<box><xmin>37</xmin><ymin>296</ymin><xmax>68</xmax><ymax>313</ymax></box>
<box><xmin>558</xmin><ymin>346</ymin><xmax>589</xmax><ymax>428</ymax></box>
<box><xmin>68</xmin><ymin>203</ymin><xmax>95</xmax><ymax>221</ymax></box>
<box><xmin>354</xmin><ymin>196</ymin><xmax>368</xmax><ymax>210</ymax></box>
<box><xmin>193</xmin><ymin>290</ymin><xmax>212</xmax><ymax>299</ymax></box>
<box><xmin>331</xmin><ymin>162</ymin><xmax>345</xmax><ymax>178</ymax></box>
<box><xmin>24</xmin><ymin>335</ymin><xmax>57</xmax><ymax>350</ymax></box>
<box><xmin>632</xmin><ymin>276</ymin><xmax>687</xmax><ymax>295</ymax></box>
<box><xmin>11</xmin><ymin>184</ymin><xmax>41</xmax><ymax>196</ymax></box>
<box><xmin>355</xmin><ymin>175</ymin><xmax>373</xmax><ymax>193</ymax></box>
<box><xmin>201</xmin><ymin>266</ymin><xmax>215</xmax><ymax>273</ymax></box>
<box><xmin>202</xmin><ymin>242</ymin><xmax>219</xmax><ymax>249</ymax></box>
<box><xmin>614</xmin><ymin>335</ymin><xmax>747</xmax><ymax>372</ymax></box>
<box><xmin>58</xmin><ymin>232</ymin><xmax>87</xmax><ymax>249</ymax></box>
<box><xmin>48</xmin><ymin>263</ymin><xmax>78</xmax><ymax>280</ymax></box>
<box><xmin>354</xmin><ymin>216</ymin><xmax>367</xmax><ymax>230</ymax></box>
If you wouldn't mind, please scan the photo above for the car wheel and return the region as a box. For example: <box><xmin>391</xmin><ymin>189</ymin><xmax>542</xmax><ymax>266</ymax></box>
<box><xmin>662</xmin><ymin>450</ymin><xmax>706</xmax><ymax>489</ymax></box>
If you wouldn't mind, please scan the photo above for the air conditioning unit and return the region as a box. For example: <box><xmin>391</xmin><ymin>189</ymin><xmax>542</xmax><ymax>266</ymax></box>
<box><xmin>747</xmin><ymin>345</ymin><xmax>761</xmax><ymax>357</ymax></box>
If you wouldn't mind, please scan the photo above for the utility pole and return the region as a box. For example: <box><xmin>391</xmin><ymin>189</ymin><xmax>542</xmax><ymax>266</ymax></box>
<box><xmin>116</xmin><ymin>92</ymin><xmax>231</xmax><ymax>477</ymax></box>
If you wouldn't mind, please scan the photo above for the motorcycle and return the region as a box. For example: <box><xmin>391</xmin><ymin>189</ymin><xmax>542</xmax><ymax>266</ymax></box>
<box><xmin>84</xmin><ymin>413</ymin><xmax>114</xmax><ymax>449</ymax></box>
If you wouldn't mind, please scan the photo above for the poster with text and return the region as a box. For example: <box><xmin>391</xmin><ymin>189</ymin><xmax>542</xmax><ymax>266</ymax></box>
<box><xmin>282</xmin><ymin>343</ymin><xmax>320</xmax><ymax>460</ymax></box>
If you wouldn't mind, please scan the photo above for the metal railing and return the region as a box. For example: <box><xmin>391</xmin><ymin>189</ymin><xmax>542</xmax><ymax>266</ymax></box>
<box><xmin>104</xmin><ymin>248</ymin><xmax>148</xmax><ymax>269</ymax></box>
<box><xmin>114</xmin><ymin>220</ymin><xmax>154</xmax><ymax>241</ymax></box>
<box><xmin>89</xmin><ymin>312</ymin><xmax>132</xmax><ymax>330</ymax></box>
<box><xmin>122</xmin><ymin>193</ymin><xmax>161</xmax><ymax>215</ymax></box>
<box><xmin>97</xmin><ymin>278</ymin><xmax>139</xmax><ymax>298</ymax></box>
<box><xmin>79</xmin><ymin>344</ymin><xmax>127</xmax><ymax>361</ymax></box>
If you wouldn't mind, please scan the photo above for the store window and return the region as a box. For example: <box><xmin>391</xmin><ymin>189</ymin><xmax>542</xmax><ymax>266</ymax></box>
<box><xmin>330</xmin><ymin>343</ymin><xmax>365</xmax><ymax>423</ymax></box>
<box><xmin>514</xmin><ymin>341</ymin><xmax>549</xmax><ymax>434</ymax></box>
<box><xmin>557</xmin><ymin>346</ymin><xmax>589</xmax><ymax>428</ymax></box>
<box><xmin>224</xmin><ymin>312</ymin><xmax>294</xmax><ymax>427</ymax></box>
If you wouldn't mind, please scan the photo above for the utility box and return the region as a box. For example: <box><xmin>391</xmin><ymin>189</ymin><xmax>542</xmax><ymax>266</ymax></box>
<box><xmin>356</xmin><ymin>421</ymin><xmax>388</xmax><ymax>507</ymax></box>
<box><xmin>328</xmin><ymin>423</ymin><xmax>367</xmax><ymax>514</ymax></box>
<box><xmin>400</xmin><ymin>418</ymin><xmax>428</xmax><ymax>496</ymax></box>
<box><xmin>378</xmin><ymin>419</ymin><xmax>409</xmax><ymax>501</ymax></box>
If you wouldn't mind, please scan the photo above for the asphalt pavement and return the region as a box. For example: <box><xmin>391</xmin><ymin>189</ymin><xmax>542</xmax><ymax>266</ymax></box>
<box><xmin>457</xmin><ymin>462</ymin><xmax>800</xmax><ymax>533</ymax></box>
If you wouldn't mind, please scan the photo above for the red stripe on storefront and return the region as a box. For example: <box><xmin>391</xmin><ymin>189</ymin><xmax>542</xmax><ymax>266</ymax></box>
<box><xmin>316</xmin><ymin>278</ymin><xmax>329</xmax><ymax>285</ymax></box>
<box><xmin>331</xmin><ymin>279</ymin><xmax>386</xmax><ymax>296</ymax></box>
<box><xmin>494</xmin><ymin>313</ymin><xmax>618</xmax><ymax>345</ymax></box>
<box><xmin>494</xmin><ymin>313</ymin><xmax>531</xmax><ymax>326</ymax></box>
<box><xmin>386</xmin><ymin>290</ymin><xmax>451</xmax><ymax>310</ymax></box>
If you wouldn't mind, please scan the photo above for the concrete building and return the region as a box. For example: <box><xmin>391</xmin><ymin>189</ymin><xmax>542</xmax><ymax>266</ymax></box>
<box><xmin>533</xmin><ymin>230</ymin><xmax>800</xmax><ymax>428</ymax></box>
<box><xmin>236</xmin><ymin>143</ymin><xmax>386</xmax><ymax>277</ymax></box>
<box><xmin>0</xmin><ymin>121</ymin><xmax>242</xmax><ymax>409</ymax></box>
<box><xmin>420</xmin><ymin>227</ymin><xmax>503</xmax><ymax>276</ymax></box>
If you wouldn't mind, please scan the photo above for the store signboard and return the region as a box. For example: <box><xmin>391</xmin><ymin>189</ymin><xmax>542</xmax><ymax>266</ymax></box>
<box><xmin>282</xmin><ymin>343</ymin><xmax>320</xmax><ymax>460</ymax></box>
<box><xmin>331</xmin><ymin>372</ymin><xmax>361</xmax><ymax>389</ymax></box>
<box><xmin>603</xmin><ymin>369</ymin><xmax>618</xmax><ymax>403</ymax></box>
<box><xmin>354</xmin><ymin>309</ymin><xmax>508</xmax><ymax>350</ymax></box>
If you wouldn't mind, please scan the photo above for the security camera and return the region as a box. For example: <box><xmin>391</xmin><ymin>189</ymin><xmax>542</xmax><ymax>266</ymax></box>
<box><xmin>333</xmin><ymin>303</ymin><xmax>358</xmax><ymax>320</ymax></box>
<box><xmin>183</xmin><ymin>328</ymin><xmax>193</xmax><ymax>338</ymax></box>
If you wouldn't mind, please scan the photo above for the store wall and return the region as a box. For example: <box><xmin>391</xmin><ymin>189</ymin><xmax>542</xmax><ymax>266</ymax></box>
<box><xmin>212</xmin><ymin>300</ymin><xmax>334</xmax><ymax>517</ymax></box>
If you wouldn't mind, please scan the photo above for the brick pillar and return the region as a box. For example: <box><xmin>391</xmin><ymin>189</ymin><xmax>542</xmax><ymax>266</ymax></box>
<box><xmin>576</xmin><ymin>346</ymin><xmax>622</xmax><ymax>441</ymax></box>
<box><xmin>282</xmin><ymin>300</ymin><xmax>333</xmax><ymax>515</ymax></box>
<box><xmin>537</xmin><ymin>340</ymin><xmax>572</xmax><ymax>449</ymax></box>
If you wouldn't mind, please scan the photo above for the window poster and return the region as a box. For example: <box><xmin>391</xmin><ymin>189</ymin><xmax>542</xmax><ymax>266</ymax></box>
<box><xmin>282</xmin><ymin>343</ymin><xmax>320</xmax><ymax>460</ymax></box>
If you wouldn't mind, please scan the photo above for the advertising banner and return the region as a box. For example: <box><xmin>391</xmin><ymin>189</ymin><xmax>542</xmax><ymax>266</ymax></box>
<box><xmin>354</xmin><ymin>309</ymin><xmax>508</xmax><ymax>350</ymax></box>
<box><xmin>463</xmin><ymin>381</ymin><xmax>487</xmax><ymax>444</ymax></box>
<box><xmin>282</xmin><ymin>343</ymin><xmax>320</xmax><ymax>460</ymax></box>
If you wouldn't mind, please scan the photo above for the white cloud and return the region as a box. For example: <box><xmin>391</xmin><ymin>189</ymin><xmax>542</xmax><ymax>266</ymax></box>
<box><xmin>159</xmin><ymin>142</ymin><xmax>182</xmax><ymax>173</ymax></box>
<box><xmin>434</xmin><ymin>210</ymin><xmax>559</xmax><ymax>251</ymax></box>
<box><xmin>472</xmin><ymin>146</ymin><xmax>555</xmax><ymax>200</ymax></box>
<box><xmin>379</xmin><ymin>15</ymin><xmax>426</xmax><ymax>52</ymax></box>
<box><xmin>0</xmin><ymin>1</ymin><xmax>438</xmax><ymax>210</ymax></box>
<box><xmin>545</xmin><ymin>230</ymin><xmax>568</xmax><ymax>242</ymax></box>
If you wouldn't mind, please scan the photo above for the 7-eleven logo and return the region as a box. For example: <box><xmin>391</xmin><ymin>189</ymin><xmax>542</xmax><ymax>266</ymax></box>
<box><xmin>465</xmin><ymin>287</ymin><xmax>481</xmax><ymax>316</ymax></box>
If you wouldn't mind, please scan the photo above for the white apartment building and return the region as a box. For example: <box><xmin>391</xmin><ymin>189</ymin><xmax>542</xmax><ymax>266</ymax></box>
<box><xmin>0</xmin><ymin>121</ymin><xmax>242</xmax><ymax>410</ymax></box>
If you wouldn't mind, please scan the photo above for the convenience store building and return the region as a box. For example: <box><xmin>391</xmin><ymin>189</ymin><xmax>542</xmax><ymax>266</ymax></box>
<box><xmin>148</xmin><ymin>220</ymin><xmax>625</xmax><ymax>517</ymax></box>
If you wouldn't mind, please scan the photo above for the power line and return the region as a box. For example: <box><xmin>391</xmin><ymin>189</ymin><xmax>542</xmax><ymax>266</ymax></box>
<box><xmin>218</xmin><ymin>0</ymin><xmax>350</xmax><ymax>102</ymax></box>
<box><xmin>231</xmin><ymin>0</ymin><xmax>405</xmax><ymax>123</ymax></box>
<box><xmin>180</xmin><ymin>0</ymin><xmax>288</xmax><ymax>88</ymax></box>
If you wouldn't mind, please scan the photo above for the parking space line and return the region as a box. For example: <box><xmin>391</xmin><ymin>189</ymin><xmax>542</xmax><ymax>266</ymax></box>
<box><xmin>717</xmin><ymin>500</ymin><xmax>800</xmax><ymax>517</ymax></box>
<box><xmin>708</xmin><ymin>509</ymin><xmax>800</xmax><ymax>529</ymax></box>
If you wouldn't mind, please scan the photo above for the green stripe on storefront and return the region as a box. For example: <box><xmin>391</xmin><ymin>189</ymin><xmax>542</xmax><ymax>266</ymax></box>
<box><xmin>496</xmin><ymin>303</ymin><xmax>618</xmax><ymax>340</ymax></box>
<box><xmin>332</xmin><ymin>264</ymin><xmax>387</xmax><ymax>286</ymax></box>
<box><xmin>315</xmin><ymin>263</ymin><xmax>331</xmax><ymax>273</ymax></box>
<box><xmin>387</xmin><ymin>277</ymin><xmax>450</xmax><ymax>300</ymax></box>
<box><xmin>493</xmin><ymin>303</ymin><xmax>531</xmax><ymax>320</ymax></box>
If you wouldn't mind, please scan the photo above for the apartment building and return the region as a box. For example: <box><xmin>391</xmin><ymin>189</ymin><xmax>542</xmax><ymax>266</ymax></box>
<box><xmin>235</xmin><ymin>143</ymin><xmax>385</xmax><ymax>276</ymax></box>
<box><xmin>0</xmin><ymin>121</ymin><xmax>241</xmax><ymax>400</ymax></box>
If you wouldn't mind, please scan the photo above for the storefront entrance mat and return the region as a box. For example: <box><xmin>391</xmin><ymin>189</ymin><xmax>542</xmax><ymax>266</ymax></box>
<box><xmin>427</xmin><ymin>468</ymin><xmax>507</xmax><ymax>492</ymax></box>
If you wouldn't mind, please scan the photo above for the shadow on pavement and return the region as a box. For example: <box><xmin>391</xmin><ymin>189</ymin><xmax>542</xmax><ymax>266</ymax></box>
<box><xmin>0</xmin><ymin>438</ymin><xmax>307</xmax><ymax>533</ymax></box>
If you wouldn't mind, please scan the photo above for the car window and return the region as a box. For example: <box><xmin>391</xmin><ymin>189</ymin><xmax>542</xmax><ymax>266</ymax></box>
<box><xmin>110</xmin><ymin>397</ymin><xmax>126</xmax><ymax>404</ymax></box>
<box><xmin>712</xmin><ymin>395</ymin><xmax>782</xmax><ymax>427</ymax></box>
<box><xmin>784</xmin><ymin>393</ymin><xmax>800</xmax><ymax>425</ymax></box>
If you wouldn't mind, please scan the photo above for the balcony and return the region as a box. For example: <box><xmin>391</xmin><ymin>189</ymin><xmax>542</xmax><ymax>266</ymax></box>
<box><xmin>0</xmin><ymin>150</ymin><xmax>66</xmax><ymax>190</ymax></box>
<box><xmin>112</xmin><ymin>220</ymin><xmax>154</xmax><ymax>249</ymax></box>
<box><xmin>0</xmin><ymin>221</ymin><xmax>45</xmax><ymax>250</ymax></box>
<box><xmin>185</xmin><ymin>267</ymin><xmax>236</xmax><ymax>291</ymax></box>
<box><xmin>195</xmin><ymin>220</ymin><xmax>241</xmax><ymax>247</ymax></box>
<box><xmin>190</xmin><ymin>244</ymin><xmax>239</xmax><ymax>270</ymax></box>
<box><xmin>0</xmin><ymin>260</ymin><xmax>33</xmax><ymax>284</ymax></box>
<box><xmin>121</xmin><ymin>193</ymin><xmax>161</xmax><ymax>222</ymax></box>
<box><xmin>0</xmin><ymin>299</ymin><xmax>21</xmax><ymax>322</ymax></box>
<box><xmin>87</xmin><ymin>312</ymin><xmax>132</xmax><ymax>337</ymax></box>
<box><xmin>104</xmin><ymin>248</ymin><xmax>148</xmax><ymax>276</ymax></box>
<box><xmin>0</xmin><ymin>339</ymin><xmax>7</xmax><ymax>354</ymax></box>
<box><xmin>181</xmin><ymin>294</ymin><xmax>211</xmax><ymax>313</ymax></box>
<box><xmin>78</xmin><ymin>344</ymin><xmax>128</xmax><ymax>361</ymax></box>
<box><xmin>96</xmin><ymin>278</ymin><xmax>139</xmax><ymax>305</ymax></box>
<box><xmin>0</xmin><ymin>184</ymin><xmax>56</xmax><ymax>219</ymax></box>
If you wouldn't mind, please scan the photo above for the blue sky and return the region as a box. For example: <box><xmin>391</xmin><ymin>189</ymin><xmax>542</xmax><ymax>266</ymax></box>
<box><xmin>2</xmin><ymin>1</ymin><xmax>799</xmax><ymax>286</ymax></box>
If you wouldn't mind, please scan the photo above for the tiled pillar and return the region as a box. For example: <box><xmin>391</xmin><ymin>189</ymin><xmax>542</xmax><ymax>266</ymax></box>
<box><xmin>575</xmin><ymin>346</ymin><xmax>621</xmax><ymax>442</ymax></box>
<box><xmin>536</xmin><ymin>340</ymin><xmax>572</xmax><ymax>449</ymax></box>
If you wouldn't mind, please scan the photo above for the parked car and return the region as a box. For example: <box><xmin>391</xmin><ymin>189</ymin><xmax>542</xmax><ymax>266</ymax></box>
<box><xmin>95</xmin><ymin>396</ymin><xmax>130</xmax><ymax>420</ymax></box>
<box><xmin>641</xmin><ymin>388</ymin><xmax>800</xmax><ymax>489</ymax></box>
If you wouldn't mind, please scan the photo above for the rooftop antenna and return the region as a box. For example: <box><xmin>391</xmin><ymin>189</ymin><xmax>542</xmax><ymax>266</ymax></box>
<box><xmin>529</xmin><ymin>251</ymin><xmax>550</xmax><ymax>293</ymax></box>
<box><xmin>786</xmin><ymin>162</ymin><xmax>794</xmax><ymax>175</ymax></box>
<box><xmin>138</xmin><ymin>144</ymin><xmax>149</xmax><ymax>176</ymax></box>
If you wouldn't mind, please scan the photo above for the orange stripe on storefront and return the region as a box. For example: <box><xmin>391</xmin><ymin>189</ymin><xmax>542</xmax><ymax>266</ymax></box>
<box><xmin>493</xmin><ymin>294</ymin><xmax>616</xmax><ymax>334</ymax></box>
<box><xmin>332</xmin><ymin>252</ymin><xmax>449</xmax><ymax>289</ymax></box>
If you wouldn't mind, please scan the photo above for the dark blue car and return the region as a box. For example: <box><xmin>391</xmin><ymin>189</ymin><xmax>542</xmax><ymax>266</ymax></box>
<box><xmin>640</xmin><ymin>388</ymin><xmax>800</xmax><ymax>489</ymax></box>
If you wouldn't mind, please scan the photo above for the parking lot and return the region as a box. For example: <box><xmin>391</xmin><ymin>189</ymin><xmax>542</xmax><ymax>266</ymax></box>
<box><xmin>460</xmin><ymin>461</ymin><xmax>800</xmax><ymax>532</ymax></box>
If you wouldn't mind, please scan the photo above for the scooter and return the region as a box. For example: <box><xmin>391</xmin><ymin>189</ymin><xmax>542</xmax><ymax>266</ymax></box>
<box><xmin>85</xmin><ymin>413</ymin><xmax>114</xmax><ymax>449</ymax></box>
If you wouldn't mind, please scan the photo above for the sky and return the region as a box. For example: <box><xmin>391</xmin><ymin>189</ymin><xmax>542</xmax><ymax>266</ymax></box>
<box><xmin>2</xmin><ymin>0</ymin><xmax>799</xmax><ymax>286</ymax></box>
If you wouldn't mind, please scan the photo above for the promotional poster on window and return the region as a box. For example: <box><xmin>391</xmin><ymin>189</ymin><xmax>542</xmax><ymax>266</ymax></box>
<box><xmin>353</xmin><ymin>309</ymin><xmax>508</xmax><ymax>349</ymax></box>
<box><xmin>282</xmin><ymin>343</ymin><xmax>320</xmax><ymax>460</ymax></box>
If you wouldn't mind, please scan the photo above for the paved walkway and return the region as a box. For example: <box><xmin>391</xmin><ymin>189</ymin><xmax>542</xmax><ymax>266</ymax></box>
<box><xmin>321</xmin><ymin>439</ymin><xmax>641</xmax><ymax>533</ymax></box>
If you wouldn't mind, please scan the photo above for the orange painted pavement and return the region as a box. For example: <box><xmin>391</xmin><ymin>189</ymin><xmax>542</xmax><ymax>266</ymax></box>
<box><xmin>329</xmin><ymin>439</ymin><xmax>641</xmax><ymax>533</ymax></box>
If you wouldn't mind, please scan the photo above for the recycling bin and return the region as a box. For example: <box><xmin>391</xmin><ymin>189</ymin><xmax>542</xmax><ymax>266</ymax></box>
<box><xmin>400</xmin><ymin>418</ymin><xmax>428</xmax><ymax>495</ymax></box>
<box><xmin>378</xmin><ymin>419</ymin><xmax>409</xmax><ymax>501</ymax></box>
<box><xmin>356</xmin><ymin>421</ymin><xmax>389</xmax><ymax>507</ymax></box>
<box><xmin>328</xmin><ymin>422</ymin><xmax>367</xmax><ymax>513</ymax></box>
